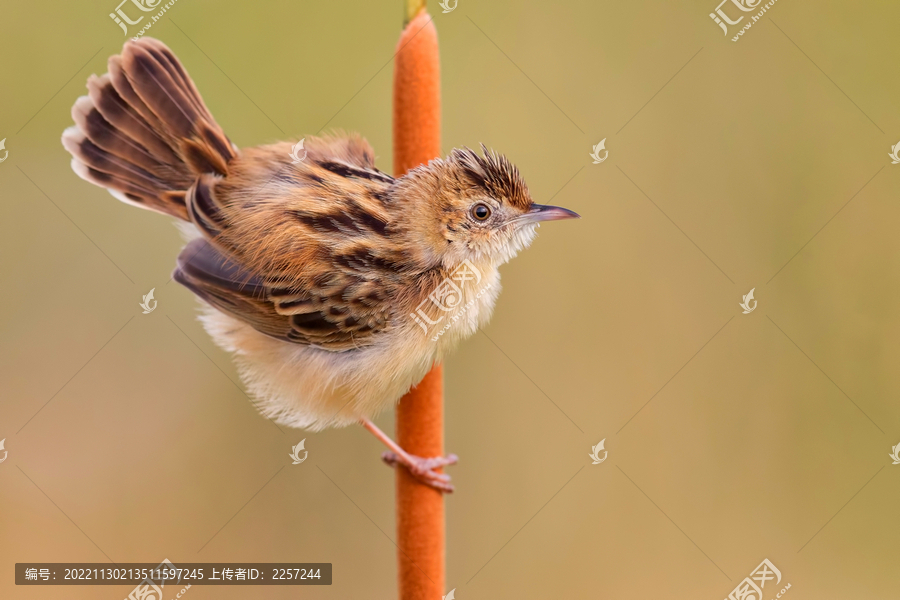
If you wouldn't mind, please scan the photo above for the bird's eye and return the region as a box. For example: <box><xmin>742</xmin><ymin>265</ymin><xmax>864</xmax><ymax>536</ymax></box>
<box><xmin>471</xmin><ymin>203</ymin><xmax>492</xmax><ymax>221</ymax></box>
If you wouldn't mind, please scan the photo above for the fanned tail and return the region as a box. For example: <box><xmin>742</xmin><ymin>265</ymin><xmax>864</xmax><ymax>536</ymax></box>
<box><xmin>62</xmin><ymin>37</ymin><xmax>236</xmax><ymax>220</ymax></box>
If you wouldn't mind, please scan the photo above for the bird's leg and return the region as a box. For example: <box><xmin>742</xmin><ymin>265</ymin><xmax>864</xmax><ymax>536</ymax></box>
<box><xmin>360</xmin><ymin>419</ymin><xmax>458</xmax><ymax>493</ymax></box>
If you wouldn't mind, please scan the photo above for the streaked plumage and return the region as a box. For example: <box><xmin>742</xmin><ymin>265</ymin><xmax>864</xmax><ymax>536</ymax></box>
<box><xmin>62</xmin><ymin>38</ymin><xmax>577</xmax><ymax>438</ymax></box>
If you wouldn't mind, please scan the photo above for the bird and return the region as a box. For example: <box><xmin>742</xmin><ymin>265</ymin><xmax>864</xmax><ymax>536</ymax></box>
<box><xmin>61</xmin><ymin>37</ymin><xmax>579</xmax><ymax>492</ymax></box>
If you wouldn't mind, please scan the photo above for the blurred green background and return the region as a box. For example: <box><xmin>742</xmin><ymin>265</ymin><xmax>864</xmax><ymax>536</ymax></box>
<box><xmin>2</xmin><ymin>0</ymin><xmax>899</xmax><ymax>598</ymax></box>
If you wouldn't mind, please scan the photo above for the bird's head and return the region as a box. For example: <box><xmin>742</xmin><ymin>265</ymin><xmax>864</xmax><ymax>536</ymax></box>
<box><xmin>393</xmin><ymin>146</ymin><xmax>579</xmax><ymax>270</ymax></box>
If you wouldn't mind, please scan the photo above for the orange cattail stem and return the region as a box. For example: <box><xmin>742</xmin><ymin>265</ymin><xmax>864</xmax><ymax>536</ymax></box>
<box><xmin>393</xmin><ymin>7</ymin><xmax>443</xmax><ymax>600</ymax></box>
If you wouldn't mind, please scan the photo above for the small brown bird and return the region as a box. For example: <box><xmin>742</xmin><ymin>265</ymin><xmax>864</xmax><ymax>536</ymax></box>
<box><xmin>62</xmin><ymin>38</ymin><xmax>578</xmax><ymax>492</ymax></box>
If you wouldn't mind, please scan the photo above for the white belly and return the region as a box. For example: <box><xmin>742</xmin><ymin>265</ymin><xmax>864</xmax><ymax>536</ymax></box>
<box><xmin>196</xmin><ymin>267</ymin><xmax>501</xmax><ymax>430</ymax></box>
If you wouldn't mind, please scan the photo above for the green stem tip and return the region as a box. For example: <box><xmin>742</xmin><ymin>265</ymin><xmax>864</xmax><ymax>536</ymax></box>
<box><xmin>405</xmin><ymin>0</ymin><xmax>426</xmax><ymax>24</ymax></box>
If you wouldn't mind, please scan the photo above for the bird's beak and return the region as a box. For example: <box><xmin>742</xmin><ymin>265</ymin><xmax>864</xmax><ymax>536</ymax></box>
<box><xmin>523</xmin><ymin>204</ymin><xmax>581</xmax><ymax>222</ymax></box>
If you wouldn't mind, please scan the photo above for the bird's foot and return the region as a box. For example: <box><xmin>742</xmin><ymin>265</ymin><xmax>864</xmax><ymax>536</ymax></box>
<box><xmin>381</xmin><ymin>451</ymin><xmax>459</xmax><ymax>493</ymax></box>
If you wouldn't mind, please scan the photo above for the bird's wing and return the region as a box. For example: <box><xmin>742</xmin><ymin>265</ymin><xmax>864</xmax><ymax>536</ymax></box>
<box><xmin>173</xmin><ymin>135</ymin><xmax>410</xmax><ymax>351</ymax></box>
<box><xmin>174</xmin><ymin>235</ymin><xmax>396</xmax><ymax>350</ymax></box>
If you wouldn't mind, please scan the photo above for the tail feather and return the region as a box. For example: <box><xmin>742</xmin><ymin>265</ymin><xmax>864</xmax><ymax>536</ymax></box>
<box><xmin>73</xmin><ymin>86</ymin><xmax>155</xmax><ymax>168</ymax></box>
<box><xmin>105</xmin><ymin>56</ymin><xmax>185</xmax><ymax>165</ymax></box>
<box><xmin>62</xmin><ymin>37</ymin><xmax>236</xmax><ymax>220</ymax></box>
<box><xmin>88</xmin><ymin>69</ymin><xmax>183</xmax><ymax>165</ymax></box>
